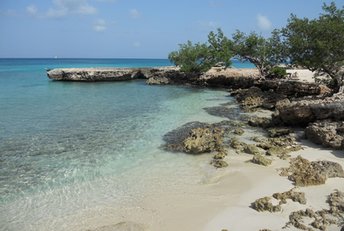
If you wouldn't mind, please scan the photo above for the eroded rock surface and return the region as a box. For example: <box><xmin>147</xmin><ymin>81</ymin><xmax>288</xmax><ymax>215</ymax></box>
<box><xmin>163</xmin><ymin>122</ymin><xmax>224</xmax><ymax>154</ymax></box>
<box><xmin>252</xmin><ymin>197</ymin><xmax>281</xmax><ymax>212</ymax></box>
<box><xmin>305</xmin><ymin>121</ymin><xmax>344</xmax><ymax>150</ymax></box>
<box><xmin>281</xmin><ymin>156</ymin><xmax>344</xmax><ymax>186</ymax></box>
<box><xmin>276</xmin><ymin>94</ymin><xmax>344</xmax><ymax>126</ymax></box>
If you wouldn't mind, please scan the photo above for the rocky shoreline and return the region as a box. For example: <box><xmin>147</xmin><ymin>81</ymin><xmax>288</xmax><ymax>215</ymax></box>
<box><xmin>47</xmin><ymin>66</ymin><xmax>344</xmax><ymax>230</ymax></box>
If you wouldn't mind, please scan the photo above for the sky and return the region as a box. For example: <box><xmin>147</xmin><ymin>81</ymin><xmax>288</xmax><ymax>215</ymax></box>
<box><xmin>0</xmin><ymin>0</ymin><xmax>342</xmax><ymax>58</ymax></box>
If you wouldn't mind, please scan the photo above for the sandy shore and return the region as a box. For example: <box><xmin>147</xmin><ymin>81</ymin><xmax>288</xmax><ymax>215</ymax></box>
<box><xmin>90</xmin><ymin>130</ymin><xmax>343</xmax><ymax>231</ymax></box>
<box><xmin>70</xmin><ymin>69</ymin><xmax>342</xmax><ymax>231</ymax></box>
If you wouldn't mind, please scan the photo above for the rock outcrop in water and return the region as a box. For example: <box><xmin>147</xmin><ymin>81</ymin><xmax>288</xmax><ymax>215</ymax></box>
<box><xmin>47</xmin><ymin>68</ymin><xmax>146</xmax><ymax>81</ymax></box>
<box><xmin>162</xmin><ymin>122</ymin><xmax>224</xmax><ymax>154</ymax></box>
<box><xmin>47</xmin><ymin>67</ymin><xmax>181</xmax><ymax>82</ymax></box>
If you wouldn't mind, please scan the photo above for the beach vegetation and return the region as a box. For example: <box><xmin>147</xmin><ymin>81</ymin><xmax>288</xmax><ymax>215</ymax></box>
<box><xmin>282</xmin><ymin>2</ymin><xmax>344</xmax><ymax>92</ymax></box>
<box><xmin>168</xmin><ymin>29</ymin><xmax>233</xmax><ymax>73</ymax></box>
<box><xmin>231</xmin><ymin>29</ymin><xmax>287</xmax><ymax>77</ymax></box>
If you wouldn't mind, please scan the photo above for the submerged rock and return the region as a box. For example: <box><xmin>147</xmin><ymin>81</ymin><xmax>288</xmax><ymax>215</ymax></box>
<box><xmin>211</xmin><ymin>159</ymin><xmax>229</xmax><ymax>168</ymax></box>
<box><xmin>203</xmin><ymin>106</ymin><xmax>241</xmax><ymax>120</ymax></box>
<box><xmin>305</xmin><ymin>121</ymin><xmax>344</xmax><ymax>150</ymax></box>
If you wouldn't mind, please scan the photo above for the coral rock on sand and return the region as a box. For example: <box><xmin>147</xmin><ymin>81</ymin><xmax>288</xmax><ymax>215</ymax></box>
<box><xmin>281</xmin><ymin>156</ymin><xmax>344</xmax><ymax>186</ymax></box>
<box><xmin>243</xmin><ymin>144</ymin><xmax>262</xmax><ymax>155</ymax></box>
<box><xmin>267</xmin><ymin>127</ymin><xmax>292</xmax><ymax>138</ymax></box>
<box><xmin>252</xmin><ymin>197</ymin><xmax>281</xmax><ymax>212</ymax></box>
<box><xmin>272</xmin><ymin>189</ymin><xmax>307</xmax><ymax>205</ymax></box>
<box><xmin>211</xmin><ymin>159</ymin><xmax>229</xmax><ymax>168</ymax></box>
<box><xmin>305</xmin><ymin>121</ymin><xmax>344</xmax><ymax>150</ymax></box>
<box><xmin>251</xmin><ymin>154</ymin><xmax>272</xmax><ymax>166</ymax></box>
<box><xmin>285</xmin><ymin>190</ymin><xmax>344</xmax><ymax>231</ymax></box>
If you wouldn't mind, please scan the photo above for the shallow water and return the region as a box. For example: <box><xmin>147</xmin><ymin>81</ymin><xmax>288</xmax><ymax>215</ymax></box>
<box><xmin>0</xmin><ymin>58</ymin><xmax>240</xmax><ymax>230</ymax></box>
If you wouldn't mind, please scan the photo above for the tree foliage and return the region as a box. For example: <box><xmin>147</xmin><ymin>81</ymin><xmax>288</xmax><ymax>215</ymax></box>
<box><xmin>168</xmin><ymin>41</ymin><xmax>211</xmax><ymax>73</ymax></box>
<box><xmin>231</xmin><ymin>30</ymin><xmax>287</xmax><ymax>77</ymax></box>
<box><xmin>168</xmin><ymin>29</ymin><xmax>233</xmax><ymax>73</ymax></box>
<box><xmin>207</xmin><ymin>28</ymin><xmax>234</xmax><ymax>68</ymax></box>
<box><xmin>282</xmin><ymin>2</ymin><xmax>344</xmax><ymax>91</ymax></box>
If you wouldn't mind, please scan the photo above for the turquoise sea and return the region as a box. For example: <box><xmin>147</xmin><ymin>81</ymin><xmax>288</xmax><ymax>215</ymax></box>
<box><xmin>0</xmin><ymin>58</ymin><xmax>252</xmax><ymax>230</ymax></box>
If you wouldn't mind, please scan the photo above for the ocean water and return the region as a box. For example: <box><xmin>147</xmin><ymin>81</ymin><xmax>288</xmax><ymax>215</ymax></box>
<box><xmin>0</xmin><ymin>58</ymin><xmax>247</xmax><ymax>230</ymax></box>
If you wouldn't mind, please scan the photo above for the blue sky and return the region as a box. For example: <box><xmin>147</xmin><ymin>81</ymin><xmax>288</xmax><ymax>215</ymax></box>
<box><xmin>0</xmin><ymin>0</ymin><xmax>341</xmax><ymax>58</ymax></box>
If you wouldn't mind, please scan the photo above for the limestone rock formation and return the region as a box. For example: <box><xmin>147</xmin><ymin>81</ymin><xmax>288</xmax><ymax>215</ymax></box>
<box><xmin>183</xmin><ymin>127</ymin><xmax>223</xmax><ymax>154</ymax></box>
<box><xmin>243</xmin><ymin>144</ymin><xmax>262</xmax><ymax>155</ymax></box>
<box><xmin>276</xmin><ymin>94</ymin><xmax>344</xmax><ymax>126</ymax></box>
<box><xmin>267</xmin><ymin>127</ymin><xmax>292</xmax><ymax>138</ymax></box>
<box><xmin>305</xmin><ymin>121</ymin><xmax>344</xmax><ymax>150</ymax></box>
<box><xmin>163</xmin><ymin>122</ymin><xmax>224</xmax><ymax>154</ymax></box>
<box><xmin>281</xmin><ymin>156</ymin><xmax>344</xmax><ymax>186</ymax></box>
<box><xmin>251</xmin><ymin>154</ymin><xmax>272</xmax><ymax>166</ymax></box>
<box><xmin>252</xmin><ymin>197</ymin><xmax>281</xmax><ymax>212</ymax></box>
<box><xmin>232</xmin><ymin>87</ymin><xmax>286</xmax><ymax>111</ymax></box>
<box><xmin>211</xmin><ymin>159</ymin><xmax>229</xmax><ymax>168</ymax></box>
<box><xmin>285</xmin><ymin>190</ymin><xmax>344</xmax><ymax>230</ymax></box>
<box><xmin>272</xmin><ymin>189</ymin><xmax>307</xmax><ymax>205</ymax></box>
<box><xmin>47</xmin><ymin>68</ymin><xmax>146</xmax><ymax>81</ymax></box>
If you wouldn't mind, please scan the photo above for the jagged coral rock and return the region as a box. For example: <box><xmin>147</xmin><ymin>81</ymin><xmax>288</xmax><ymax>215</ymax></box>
<box><xmin>213</xmin><ymin>150</ymin><xmax>227</xmax><ymax>159</ymax></box>
<box><xmin>251</xmin><ymin>154</ymin><xmax>272</xmax><ymax>166</ymax></box>
<box><xmin>282</xmin><ymin>156</ymin><xmax>344</xmax><ymax>186</ymax></box>
<box><xmin>243</xmin><ymin>144</ymin><xmax>262</xmax><ymax>155</ymax></box>
<box><xmin>230</xmin><ymin>137</ymin><xmax>246</xmax><ymax>152</ymax></box>
<box><xmin>163</xmin><ymin>122</ymin><xmax>224</xmax><ymax>154</ymax></box>
<box><xmin>252</xmin><ymin>197</ymin><xmax>281</xmax><ymax>212</ymax></box>
<box><xmin>272</xmin><ymin>189</ymin><xmax>307</xmax><ymax>205</ymax></box>
<box><xmin>267</xmin><ymin>127</ymin><xmax>293</xmax><ymax>138</ymax></box>
<box><xmin>305</xmin><ymin>121</ymin><xmax>344</xmax><ymax>150</ymax></box>
<box><xmin>183</xmin><ymin>127</ymin><xmax>223</xmax><ymax>154</ymax></box>
<box><xmin>211</xmin><ymin>159</ymin><xmax>229</xmax><ymax>168</ymax></box>
<box><xmin>233</xmin><ymin>128</ymin><xmax>245</xmax><ymax>135</ymax></box>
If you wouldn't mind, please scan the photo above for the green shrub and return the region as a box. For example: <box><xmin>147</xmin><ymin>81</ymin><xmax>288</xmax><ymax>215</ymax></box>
<box><xmin>268</xmin><ymin>66</ymin><xmax>287</xmax><ymax>78</ymax></box>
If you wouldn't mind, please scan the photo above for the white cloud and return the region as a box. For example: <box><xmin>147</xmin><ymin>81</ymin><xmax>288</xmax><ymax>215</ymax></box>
<box><xmin>133</xmin><ymin>42</ymin><xmax>141</xmax><ymax>48</ymax></box>
<box><xmin>93</xmin><ymin>19</ymin><xmax>107</xmax><ymax>32</ymax></box>
<box><xmin>257</xmin><ymin>14</ymin><xmax>272</xmax><ymax>31</ymax></box>
<box><xmin>45</xmin><ymin>0</ymin><xmax>97</xmax><ymax>18</ymax></box>
<box><xmin>129</xmin><ymin>9</ymin><xmax>140</xmax><ymax>19</ymax></box>
<box><xmin>26</xmin><ymin>5</ymin><xmax>38</xmax><ymax>16</ymax></box>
